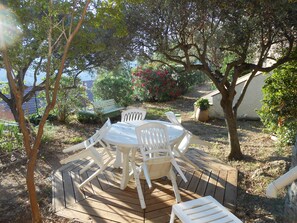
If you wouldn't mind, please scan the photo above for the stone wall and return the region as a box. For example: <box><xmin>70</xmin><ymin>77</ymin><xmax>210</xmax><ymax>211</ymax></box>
<box><xmin>284</xmin><ymin>136</ymin><xmax>297</xmax><ymax>223</ymax></box>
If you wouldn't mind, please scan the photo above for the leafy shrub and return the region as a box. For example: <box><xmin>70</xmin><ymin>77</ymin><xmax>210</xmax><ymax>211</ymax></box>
<box><xmin>39</xmin><ymin>76</ymin><xmax>89</xmax><ymax>123</ymax></box>
<box><xmin>0</xmin><ymin>121</ymin><xmax>23</xmax><ymax>152</ymax></box>
<box><xmin>258</xmin><ymin>61</ymin><xmax>297</xmax><ymax>145</ymax></box>
<box><xmin>77</xmin><ymin>111</ymin><xmax>100</xmax><ymax>124</ymax></box>
<box><xmin>171</xmin><ymin>67</ymin><xmax>208</xmax><ymax>94</ymax></box>
<box><xmin>194</xmin><ymin>98</ymin><xmax>210</xmax><ymax>110</ymax></box>
<box><xmin>29</xmin><ymin>114</ymin><xmax>42</xmax><ymax>125</ymax></box>
<box><xmin>132</xmin><ymin>64</ymin><xmax>182</xmax><ymax>102</ymax></box>
<box><xmin>92</xmin><ymin>70</ymin><xmax>133</xmax><ymax>106</ymax></box>
<box><xmin>28</xmin><ymin>113</ymin><xmax>57</xmax><ymax>126</ymax></box>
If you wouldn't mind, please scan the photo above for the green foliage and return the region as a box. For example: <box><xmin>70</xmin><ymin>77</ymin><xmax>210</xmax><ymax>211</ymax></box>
<box><xmin>258</xmin><ymin>62</ymin><xmax>297</xmax><ymax>145</ymax></box>
<box><xmin>132</xmin><ymin>63</ymin><xmax>182</xmax><ymax>102</ymax></box>
<box><xmin>194</xmin><ymin>98</ymin><xmax>210</xmax><ymax>111</ymax></box>
<box><xmin>169</xmin><ymin>66</ymin><xmax>208</xmax><ymax>94</ymax></box>
<box><xmin>77</xmin><ymin>111</ymin><xmax>100</xmax><ymax>124</ymax></box>
<box><xmin>29</xmin><ymin>114</ymin><xmax>42</xmax><ymax>126</ymax></box>
<box><xmin>40</xmin><ymin>123</ymin><xmax>59</xmax><ymax>143</ymax></box>
<box><xmin>145</xmin><ymin>107</ymin><xmax>178</xmax><ymax>120</ymax></box>
<box><xmin>39</xmin><ymin>76</ymin><xmax>89</xmax><ymax>123</ymax></box>
<box><xmin>28</xmin><ymin>113</ymin><xmax>57</xmax><ymax>126</ymax></box>
<box><xmin>66</xmin><ymin>136</ymin><xmax>84</xmax><ymax>144</ymax></box>
<box><xmin>92</xmin><ymin>68</ymin><xmax>134</xmax><ymax>106</ymax></box>
<box><xmin>0</xmin><ymin>121</ymin><xmax>23</xmax><ymax>152</ymax></box>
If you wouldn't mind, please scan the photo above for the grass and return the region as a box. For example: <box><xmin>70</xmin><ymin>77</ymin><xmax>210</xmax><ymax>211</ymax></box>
<box><xmin>145</xmin><ymin>103</ymin><xmax>179</xmax><ymax>120</ymax></box>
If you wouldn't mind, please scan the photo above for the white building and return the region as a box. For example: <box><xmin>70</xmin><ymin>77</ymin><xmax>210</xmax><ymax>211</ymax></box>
<box><xmin>203</xmin><ymin>73</ymin><xmax>268</xmax><ymax>120</ymax></box>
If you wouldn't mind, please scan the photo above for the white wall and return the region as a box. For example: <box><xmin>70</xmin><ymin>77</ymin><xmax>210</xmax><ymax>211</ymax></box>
<box><xmin>204</xmin><ymin>73</ymin><xmax>268</xmax><ymax>120</ymax></box>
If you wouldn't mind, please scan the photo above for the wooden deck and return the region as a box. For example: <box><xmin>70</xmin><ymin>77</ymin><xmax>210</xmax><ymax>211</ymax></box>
<box><xmin>52</xmin><ymin>148</ymin><xmax>238</xmax><ymax>223</ymax></box>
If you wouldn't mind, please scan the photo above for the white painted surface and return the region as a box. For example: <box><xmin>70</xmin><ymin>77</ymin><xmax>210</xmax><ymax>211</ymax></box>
<box><xmin>203</xmin><ymin>73</ymin><xmax>268</xmax><ymax>120</ymax></box>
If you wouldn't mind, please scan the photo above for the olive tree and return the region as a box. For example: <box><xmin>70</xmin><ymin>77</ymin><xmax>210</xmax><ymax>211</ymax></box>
<box><xmin>126</xmin><ymin>0</ymin><xmax>297</xmax><ymax>160</ymax></box>
<box><xmin>0</xmin><ymin>1</ymin><xmax>90</xmax><ymax>222</ymax></box>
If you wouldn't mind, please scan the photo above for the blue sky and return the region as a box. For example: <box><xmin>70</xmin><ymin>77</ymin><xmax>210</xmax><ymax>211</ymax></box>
<box><xmin>0</xmin><ymin>69</ymin><xmax>95</xmax><ymax>85</ymax></box>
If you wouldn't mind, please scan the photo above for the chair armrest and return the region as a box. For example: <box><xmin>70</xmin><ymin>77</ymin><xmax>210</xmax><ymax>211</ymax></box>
<box><xmin>63</xmin><ymin>142</ymin><xmax>85</xmax><ymax>153</ymax></box>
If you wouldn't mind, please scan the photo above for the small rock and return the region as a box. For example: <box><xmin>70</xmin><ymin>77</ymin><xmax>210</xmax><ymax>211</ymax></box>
<box><xmin>251</xmin><ymin>168</ymin><xmax>264</xmax><ymax>178</ymax></box>
<box><xmin>10</xmin><ymin>154</ymin><xmax>16</xmax><ymax>162</ymax></box>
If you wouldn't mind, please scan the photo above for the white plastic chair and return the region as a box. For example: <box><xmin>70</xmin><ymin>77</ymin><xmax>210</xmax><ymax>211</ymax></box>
<box><xmin>61</xmin><ymin>118</ymin><xmax>114</xmax><ymax>188</ymax></box>
<box><xmin>170</xmin><ymin>195</ymin><xmax>242</xmax><ymax>223</ymax></box>
<box><xmin>121</xmin><ymin>108</ymin><xmax>147</xmax><ymax>122</ymax></box>
<box><xmin>165</xmin><ymin>111</ymin><xmax>193</xmax><ymax>157</ymax></box>
<box><xmin>132</xmin><ymin>122</ymin><xmax>188</xmax><ymax>209</ymax></box>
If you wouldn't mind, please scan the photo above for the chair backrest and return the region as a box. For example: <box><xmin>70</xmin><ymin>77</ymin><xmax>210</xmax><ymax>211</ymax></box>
<box><xmin>165</xmin><ymin>111</ymin><xmax>181</xmax><ymax>126</ymax></box>
<box><xmin>166</xmin><ymin>111</ymin><xmax>192</xmax><ymax>155</ymax></box>
<box><xmin>121</xmin><ymin>108</ymin><xmax>146</xmax><ymax>122</ymax></box>
<box><xmin>136</xmin><ymin>122</ymin><xmax>173</xmax><ymax>179</ymax></box>
<box><xmin>84</xmin><ymin>118</ymin><xmax>111</xmax><ymax>148</ymax></box>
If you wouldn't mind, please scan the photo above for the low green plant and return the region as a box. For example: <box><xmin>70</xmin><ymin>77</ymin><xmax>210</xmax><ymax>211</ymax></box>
<box><xmin>66</xmin><ymin>136</ymin><xmax>84</xmax><ymax>144</ymax></box>
<box><xmin>29</xmin><ymin>113</ymin><xmax>57</xmax><ymax>126</ymax></box>
<box><xmin>29</xmin><ymin>113</ymin><xmax>42</xmax><ymax>126</ymax></box>
<box><xmin>194</xmin><ymin>98</ymin><xmax>210</xmax><ymax>110</ymax></box>
<box><xmin>0</xmin><ymin>123</ymin><xmax>4</xmax><ymax>137</ymax></box>
<box><xmin>41</xmin><ymin>123</ymin><xmax>57</xmax><ymax>143</ymax></box>
<box><xmin>77</xmin><ymin>111</ymin><xmax>100</xmax><ymax>124</ymax></box>
<box><xmin>0</xmin><ymin>121</ymin><xmax>23</xmax><ymax>152</ymax></box>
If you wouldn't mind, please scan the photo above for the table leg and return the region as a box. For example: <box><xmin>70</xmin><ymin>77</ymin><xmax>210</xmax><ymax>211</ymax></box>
<box><xmin>119</xmin><ymin>147</ymin><xmax>131</xmax><ymax>190</ymax></box>
<box><xmin>113</xmin><ymin>148</ymin><xmax>122</xmax><ymax>168</ymax></box>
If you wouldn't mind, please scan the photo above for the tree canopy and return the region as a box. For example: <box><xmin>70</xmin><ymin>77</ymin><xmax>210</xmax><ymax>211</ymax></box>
<box><xmin>0</xmin><ymin>0</ymin><xmax>137</xmax><ymax>122</ymax></box>
<box><xmin>124</xmin><ymin>0</ymin><xmax>297</xmax><ymax>159</ymax></box>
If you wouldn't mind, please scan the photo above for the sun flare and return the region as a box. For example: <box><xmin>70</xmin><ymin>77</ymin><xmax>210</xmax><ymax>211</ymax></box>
<box><xmin>0</xmin><ymin>4</ymin><xmax>22</xmax><ymax>49</ymax></box>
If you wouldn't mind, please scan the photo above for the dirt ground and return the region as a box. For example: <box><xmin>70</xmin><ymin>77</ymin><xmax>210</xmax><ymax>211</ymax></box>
<box><xmin>0</xmin><ymin>84</ymin><xmax>292</xmax><ymax>223</ymax></box>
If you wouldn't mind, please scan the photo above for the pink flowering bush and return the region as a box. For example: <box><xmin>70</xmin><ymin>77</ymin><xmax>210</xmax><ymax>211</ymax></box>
<box><xmin>132</xmin><ymin>64</ymin><xmax>182</xmax><ymax>102</ymax></box>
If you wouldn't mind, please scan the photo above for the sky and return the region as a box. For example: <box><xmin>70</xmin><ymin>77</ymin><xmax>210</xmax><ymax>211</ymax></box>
<box><xmin>0</xmin><ymin>69</ymin><xmax>95</xmax><ymax>85</ymax></box>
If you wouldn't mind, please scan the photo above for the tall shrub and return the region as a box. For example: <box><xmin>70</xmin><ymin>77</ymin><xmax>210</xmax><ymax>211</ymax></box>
<box><xmin>258</xmin><ymin>62</ymin><xmax>297</xmax><ymax>145</ymax></box>
<box><xmin>92</xmin><ymin>70</ymin><xmax>133</xmax><ymax>106</ymax></box>
<box><xmin>39</xmin><ymin>76</ymin><xmax>88</xmax><ymax>122</ymax></box>
<box><xmin>132</xmin><ymin>64</ymin><xmax>182</xmax><ymax>102</ymax></box>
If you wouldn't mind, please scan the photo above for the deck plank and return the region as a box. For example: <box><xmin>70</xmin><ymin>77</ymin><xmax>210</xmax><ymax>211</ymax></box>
<box><xmin>224</xmin><ymin>169</ymin><xmax>238</xmax><ymax>212</ymax></box>
<box><xmin>213</xmin><ymin>169</ymin><xmax>228</xmax><ymax>204</ymax></box>
<box><xmin>52</xmin><ymin>170</ymin><xmax>65</xmax><ymax>212</ymax></box>
<box><xmin>204</xmin><ymin>171</ymin><xmax>219</xmax><ymax>197</ymax></box>
<box><xmin>53</xmin><ymin>148</ymin><xmax>238</xmax><ymax>222</ymax></box>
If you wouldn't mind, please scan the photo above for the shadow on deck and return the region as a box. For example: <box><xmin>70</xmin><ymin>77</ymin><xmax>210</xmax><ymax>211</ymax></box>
<box><xmin>52</xmin><ymin>147</ymin><xmax>238</xmax><ymax>223</ymax></box>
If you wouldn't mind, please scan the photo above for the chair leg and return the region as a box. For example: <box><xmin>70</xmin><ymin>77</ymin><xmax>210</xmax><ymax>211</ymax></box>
<box><xmin>171</xmin><ymin>159</ymin><xmax>188</xmax><ymax>183</ymax></box>
<box><xmin>60</xmin><ymin>149</ymin><xmax>90</xmax><ymax>164</ymax></box>
<box><xmin>79</xmin><ymin>157</ymin><xmax>114</xmax><ymax>188</ymax></box>
<box><xmin>180</xmin><ymin>153</ymin><xmax>200</xmax><ymax>170</ymax></box>
<box><xmin>131</xmin><ymin>161</ymin><xmax>146</xmax><ymax>209</ymax></box>
<box><xmin>79</xmin><ymin>160</ymin><xmax>94</xmax><ymax>174</ymax></box>
<box><xmin>142</xmin><ymin>163</ymin><xmax>152</xmax><ymax>188</ymax></box>
<box><xmin>169</xmin><ymin>169</ymin><xmax>181</xmax><ymax>203</ymax></box>
<box><xmin>169</xmin><ymin>208</ymin><xmax>176</xmax><ymax>223</ymax></box>
<box><xmin>79</xmin><ymin>168</ymin><xmax>103</xmax><ymax>188</ymax></box>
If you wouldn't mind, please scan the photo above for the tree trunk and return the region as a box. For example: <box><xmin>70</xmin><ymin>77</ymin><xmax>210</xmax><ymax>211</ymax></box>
<box><xmin>222</xmin><ymin>99</ymin><xmax>243</xmax><ymax>160</ymax></box>
<box><xmin>284</xmin><ymin>136</ymin><xmax>297</xmax><ymax>223</ymax></box>
<box><xmin>27</xmin><ymin>150</ymin><xmax>42</xmax><ymax>223</ymax></box>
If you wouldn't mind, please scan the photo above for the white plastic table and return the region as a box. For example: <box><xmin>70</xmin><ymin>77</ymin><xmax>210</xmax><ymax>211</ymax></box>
<box><xmin>103</xmin><ymin>120</ymin><xmax>185</xmax><ymax>190</ymax></box>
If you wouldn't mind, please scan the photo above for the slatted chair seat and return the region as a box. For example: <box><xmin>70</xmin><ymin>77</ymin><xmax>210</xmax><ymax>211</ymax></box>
<box><xmin>170</xmin><ymin>195</ymin><xmax>242</xmax><ymax>223</ymax></box>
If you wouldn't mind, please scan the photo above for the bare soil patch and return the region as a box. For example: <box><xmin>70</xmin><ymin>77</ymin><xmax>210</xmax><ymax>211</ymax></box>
<box><xmin>0</xmin><ymin>84</ymin><xmax>292</xmax><ymax>222</ymax></box>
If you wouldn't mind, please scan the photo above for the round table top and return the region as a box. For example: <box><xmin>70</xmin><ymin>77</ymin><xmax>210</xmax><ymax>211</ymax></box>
<box><xmin>103</xmin><ymin>120</ymin><xmax>184</xmax><ymax>148</ymax></box>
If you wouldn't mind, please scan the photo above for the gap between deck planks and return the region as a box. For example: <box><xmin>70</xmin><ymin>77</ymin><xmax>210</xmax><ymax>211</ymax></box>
<box><xmin>53</xmin><ymin>148</ymin><xmax>238</xmax><ymax>223</ymax></box>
